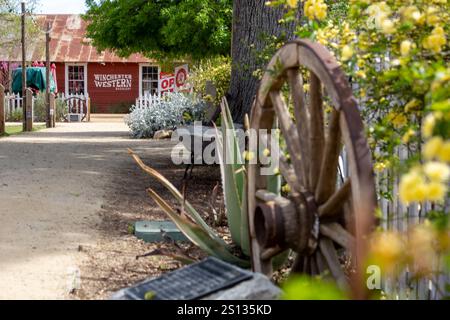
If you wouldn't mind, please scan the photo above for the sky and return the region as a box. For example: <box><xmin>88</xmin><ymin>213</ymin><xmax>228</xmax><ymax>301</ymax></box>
<box><xmin>36</xmin><ymin>0</ymin><xmax>87</xmax><ymax>14</ymax></box>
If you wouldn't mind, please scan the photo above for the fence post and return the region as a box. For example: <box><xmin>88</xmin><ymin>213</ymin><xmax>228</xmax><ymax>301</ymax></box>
<box><xmin>49</xmin><ymin>93</ymin><xmax>55</xmax><ymax>128</ymax></box>
<box><xmin>87</xmin><ymin>97</ymin><xmax>91</xmax><ymax>122</ymax></box>
<box><xmin>25</xmin><ymin>88</ymin><xmax>33</xmax><ymax>132</ymax></box>
<box><xmin>0</xmin><ymin>84</ymin><xmax>5</xmax><ymax>135</ymax></box>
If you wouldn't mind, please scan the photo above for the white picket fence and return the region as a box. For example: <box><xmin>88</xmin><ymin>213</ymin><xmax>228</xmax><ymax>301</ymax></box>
<box><xmin>3</xmin><ymin>93</ymin><xmax>25</xmax><ymax>119</ymax></box>
<box><xmin>3</xmin><ymin>92</ymin><xmax>89</xmax><ymax>121</ymax></box>
<box><xmin>134</xmin><ymin>93</ymin><xmax>162</xmax><ymax>109</ymax></box>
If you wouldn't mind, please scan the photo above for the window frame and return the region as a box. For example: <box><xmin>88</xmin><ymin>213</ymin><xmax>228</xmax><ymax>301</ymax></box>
<box><xmin>139</xmin><ymin>64</ymin><xmax>160</xmax><ymax>96</ymax></box>
<box><xmin>65</xmin><ymin>63</ymin><xmax>88</xmax><ymax>96</ymax></box>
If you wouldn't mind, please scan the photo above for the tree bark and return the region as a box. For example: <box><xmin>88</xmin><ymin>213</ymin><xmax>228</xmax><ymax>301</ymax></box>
<box><xmin>229</xmin><ymin>1</ymin><xmax>299</xmax><ymax>123</ymax></box>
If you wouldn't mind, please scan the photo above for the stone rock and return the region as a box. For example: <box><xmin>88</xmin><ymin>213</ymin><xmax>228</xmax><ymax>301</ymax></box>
<box><xmin>153</xmin><ymin>130</ymin><xmax>173</xmax><ymax>140</ymax></box>
<box><xmin>202</xmin><ymin>273</ymin><xmax>282</xmax><ymax>300</ymax></box>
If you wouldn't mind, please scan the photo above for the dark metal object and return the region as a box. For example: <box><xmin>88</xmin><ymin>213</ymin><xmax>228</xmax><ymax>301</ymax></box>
<box><xmin>119</xmin><ymin>257</ymin><xmax>252</xmax><ymax>300</ymax></box>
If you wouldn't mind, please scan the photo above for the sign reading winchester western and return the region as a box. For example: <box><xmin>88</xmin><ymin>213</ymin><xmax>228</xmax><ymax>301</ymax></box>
<box><xmin>94</xmin><ymin>74</ymin><xmax>132</xmax><ymax>91</ymax></box>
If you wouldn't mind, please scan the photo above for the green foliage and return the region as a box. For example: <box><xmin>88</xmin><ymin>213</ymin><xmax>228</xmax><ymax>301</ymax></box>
<box><xmin>33</xmin><ymin>93</ymin><xmax>67</xmax><ymax>122</ymax></box>
<box><xmin>216</xmin><ymin>98</ymin><xmax>249</xmax><ymax>255</ymax></box>
<box><xmin>129</xmin><ymin>149</ymin><xmax>250</xmax><ymax>268</ymax></box>
<box><xmin>281</xmin><ymin>275</ymin><xmax>348</xmax><ymax>300</ymax></box>
<box><xmin>0</xmin><ymin>0</ymin><xmax>41</xmax><ymax>56</ymax></box>
<box><xmin>188</xmin><ymin>56</ymin><xmax>231</xmax><ymax>104</ymax></box>
<box><xmin>6</xmin><ymin>108</ymin><xmax>22</xmax><ymax>122</ymax></box>
<box><xmin>33</xmin><ymin>92</ymin><xmax>47</xmax><ymax>122</ymax></box>
<box><xmin>83</xmin><ymin>0</ymin><xmax>232</xmax><ymax>60</ymax></box>
<box><xmin>109</xmin><ymin>102</ymin><xmax>133</xmax><ymax>114</ymax></box>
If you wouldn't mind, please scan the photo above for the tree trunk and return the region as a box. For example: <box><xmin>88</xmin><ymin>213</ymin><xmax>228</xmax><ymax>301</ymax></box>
<box><xmin>229</xmin><ymin>1</ymin><xmax>299</xmax><ymax>123</ymax></box>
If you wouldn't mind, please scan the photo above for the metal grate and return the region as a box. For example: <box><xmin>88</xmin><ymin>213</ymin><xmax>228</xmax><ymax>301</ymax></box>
<box><xmin>122</xmin><ymin>257</ymin><xmax>252</xmax><ymax>300</ymax></box>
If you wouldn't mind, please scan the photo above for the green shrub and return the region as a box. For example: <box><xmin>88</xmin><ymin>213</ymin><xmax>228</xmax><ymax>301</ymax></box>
<box><xmin>55</xmin><ymin>97</ymin><xmax>67</xmax><ymax>122</ymax></box>
<box><xmin>33</xmin><ymin>92</ymin><xmax>47</xmax><ymax>122</ymax></box>
<box><xmin>6</xmin><ymin>109</ymin><xmax>23</xmax><ymax>122</ymax></box>
<box><xmin>188</xmin><ymin>56</ymin><xmax>231</xmax><ymax>104</ymax></box>
<box><xmin>109</xmin><ymin>102</ymin><xmax>133</xmax><ymax>114</ymax></box>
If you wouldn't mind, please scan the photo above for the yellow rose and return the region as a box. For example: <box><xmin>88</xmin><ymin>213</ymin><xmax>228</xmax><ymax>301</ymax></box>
<box><xmin>304</xmin><ymin>0</ymin><xmax>327</xmax><ymax>21</ymax></box>
<box><xmin>387</xmin><ymin>111</ymin><xmax>407</xmax><ymax>128</ymax></box>
<box><xmin>438</xmin><ymin>141</ymin><xmax>450</xmax><ymax>163</ymax></box>
<box><xmin>341</xmin><ymin>45</ymin><xmax>354</xmax><ymax>61</ymax></box>
<box><xmin>423</xmin><ymin>161</ymin><xmax>450</xmax><ymax>182</ymax></box>
<box><xmin>423</xmin><ymin>137</ymin><xmax>444</xmax><ymax>160</ymax></box>
<box><xmin>425</xmin><ymin>181</ymin><xmax>447</xmax><ymax>202</ymax></box>
<box><xmin>422</xmin><ymin>114</ymin><xmax>436</xmax><ymax>138</ymax></box>
<box><xmin>400</xmin><ymin>40</ymin><xmax>413</xmax><ymax>56</ymax></box>
<box><xmin>381</xmin><ymin>19</ymin><xmax>395</xmax><ymax>34</ymax></box>
<box><xmin>400</xmin><ymin>170</ymin><xmax>426</xmax><ymax>203</ymax></box>
<box><xmin>426</xmin><ymin>7</ymin><xmax>440</xmax><ymax>26</ymax></box>
<box><xmin>423</xmin><ymin>26</ymin><xmax>447</xmax><ymax>53</ymax></box>
<box><xmin>402</xmin><ymin>129</ymin><xmax>415</xmax><ymax>144</ymax></box>
<box><xmin>287</xmin><ymin>0</ymin><xmax>298</xmax><ymax>9</ymax></box>
<box><xmin>370</xmin><ymin>231</ymin><xmax>405</xmax><ymax>274</ymax></box>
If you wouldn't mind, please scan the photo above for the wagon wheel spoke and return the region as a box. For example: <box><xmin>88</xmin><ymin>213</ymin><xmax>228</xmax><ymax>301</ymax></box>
<box><xmin>308</xmin><ymin>72</ymin><xmax>325</xmax><ymax>191</ymax></box>
<box><xmin>303</xmin><ymin>255</ymin><xmax>310</xmax><ymax>274</ymax></box>
<box><xmin>316</xmin><ymin>108</ymin><xmax>342</xmax><ymax>204</ymax></box>
<box><xmin>310</xmin><ymin>255</ymin><xmax>319</xmax><ymax>276</ymax></box>
<box><xmin>320</xmin><ymin>223</ymin><xmax>356</xmax><ymax>250</ymax></box>
<box><xmin>261</xmin><ymin>246</ymin><xmax>283</xmax><ymax>261</ymax></box>
<box><xmin>315</xmin><ymin>250</ymin><xmax>327</xmax><ymax>275</ymax></box>
<box><xmin>319</xmin><ymin>238</ymin><xmax>349</xmax><ymax>289</ymax></box>
<box><xmin>287</xmin><ymin>68</ymin><xmax>310</xmax><ymax>183</ymax></box>
<box><xmin>279</xmin><ymin>155</ymin><xmax>303</xmax><ymax>193</ymax></box>
<box><xmin>269</xmin><ymin>91</ymin><xmax>307</xmax><ymax>187</ymax></box>
<box><xmin>318</xmin><ymin>179</ymin><xmax>351</xmax><ymax>218</ymax></box>
<box><xmin>259</xmin><ymin>132</ymin><xmax>303</xmax><ymax>193</ymax></box>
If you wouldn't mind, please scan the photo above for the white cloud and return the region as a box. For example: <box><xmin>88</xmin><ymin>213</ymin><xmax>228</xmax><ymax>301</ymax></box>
<box><xmin>36</xmin><ymin>0</ymin><xmax>87</xmax><ymax>14</ymax></box>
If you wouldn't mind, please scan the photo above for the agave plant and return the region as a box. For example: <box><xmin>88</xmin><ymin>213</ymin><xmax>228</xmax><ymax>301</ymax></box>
<box><xmin>128</xmin><ymin>97</ymin><xmax>254</xmax><ymax>267</ymax></box>
<box><xmin>129</xmin><ymin>96</ymin><xmax>289</xmax><ymax>270</ymax></box>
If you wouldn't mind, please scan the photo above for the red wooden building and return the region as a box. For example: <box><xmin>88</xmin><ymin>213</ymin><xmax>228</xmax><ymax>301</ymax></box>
<box><xmin>1</xmin><ymin>14</ymin><xmax>161</xmax><ymax>113</ymax></box>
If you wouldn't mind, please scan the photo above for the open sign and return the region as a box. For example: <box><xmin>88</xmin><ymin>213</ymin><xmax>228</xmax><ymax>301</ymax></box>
<box><xmin>159</xmin><ymin>73</ymin><xmax>175</xmax><ymax>93</ymax></box>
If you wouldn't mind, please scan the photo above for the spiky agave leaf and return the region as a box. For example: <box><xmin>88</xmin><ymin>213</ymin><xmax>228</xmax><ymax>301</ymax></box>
<box><xmin>214</xmin><ymin>98</ymin><xmax>250</xmax><ymax>256</ymax></box>
<box><xmin>147</xmin><ymin>188</ymin><xmax>250</xmax><ymax>268</ymax></box>
<box><xmin>129</xmin><ymin>149</ymin><xmax>223</xmax><ymax>243</ymax></box>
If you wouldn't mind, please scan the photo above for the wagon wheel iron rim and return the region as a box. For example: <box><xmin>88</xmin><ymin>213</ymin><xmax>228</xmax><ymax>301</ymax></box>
<box><xmin>247</xmin><ymin>39</ymin><xmax>377</xmax><ymax>299</ymax></box>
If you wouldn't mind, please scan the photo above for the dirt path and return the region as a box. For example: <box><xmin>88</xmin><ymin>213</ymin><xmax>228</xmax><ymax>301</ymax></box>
<box><xmin>0</xmin><ymin>117</ymin><xmax>180</xmax><ymax>299</ymax></box>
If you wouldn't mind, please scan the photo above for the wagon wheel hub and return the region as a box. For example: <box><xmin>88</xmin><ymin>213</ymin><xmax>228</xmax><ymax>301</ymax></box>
<box><xmin>254</xmin><ymin>191</ymin><xmax>320</xmax><ymax>255</ymax></box>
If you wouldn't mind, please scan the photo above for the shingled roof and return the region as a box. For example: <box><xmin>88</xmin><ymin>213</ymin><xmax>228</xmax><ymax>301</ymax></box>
<box><xmin>1</xmin><ymin>14</ymin><xmax>153</xmax><ymax>63</ymax></box>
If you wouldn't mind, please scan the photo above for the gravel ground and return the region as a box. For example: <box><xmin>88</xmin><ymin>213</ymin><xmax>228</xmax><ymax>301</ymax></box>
<box><xmin>0</xmin><ymin>116</ymin><xmax>220</xmax><ymax>299</ymax></box>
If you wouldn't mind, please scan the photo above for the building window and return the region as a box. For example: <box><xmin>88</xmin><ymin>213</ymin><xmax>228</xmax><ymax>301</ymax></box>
<box><xmin>141</xmin><ymin>65</ymin><xmax>159</xmax><ymax>95</ymax></box>
<box><xmin>67</xmin><ymin>65</ymin><xmax>86</xmax><ymax>95</ymax></box>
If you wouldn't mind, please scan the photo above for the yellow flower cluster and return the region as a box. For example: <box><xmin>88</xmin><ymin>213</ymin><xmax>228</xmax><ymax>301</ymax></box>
<box><xmin>370</xmin><ymin>223</ymin><xmax>448</xmax><ymax>276</ymax></box>
<box><xmin>400</xmin><ymin>160</ymin><xmax>449</xmax><ymax>204</ymax></box>
<box><xmin>423</xmin><ymin>26</ymin><xmax>447</xmax><ymax>53</ymax></box>
<box><xmin>366</xmin><ymin>2</ymin><xmax>396</xmax><ymax>34</ymax></box>
<box><xmin>386</xmin><ymin>111</ymin><xmax>407</xmax><ymax>129</ymax></box>
<box><xmin>287</xmin><ymin>0</ymin><xmax>298</xmax><ymax>9</ymax></box>
<box><xmin>423</xmin><ymin>136</ymin><xmax>450</xmax><ymax>162</ymax></box>
<box><xmin>304</xmin><ymin>0</ymin><xmax>327</xmax><ymax>21</ymax></box>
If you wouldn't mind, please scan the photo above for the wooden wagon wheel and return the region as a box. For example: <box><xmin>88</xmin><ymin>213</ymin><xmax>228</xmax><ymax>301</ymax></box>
<box><xmin>247</xmin><ymin>39</ymin><xmax>376</xmax><ymax>299</ymax></box>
